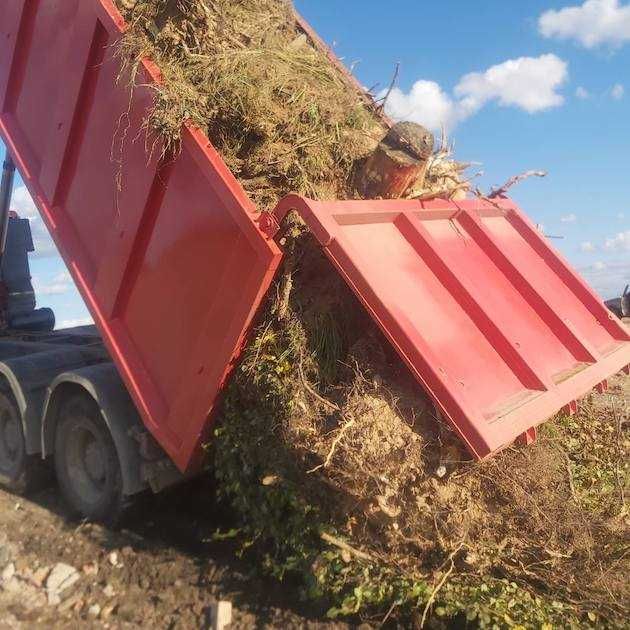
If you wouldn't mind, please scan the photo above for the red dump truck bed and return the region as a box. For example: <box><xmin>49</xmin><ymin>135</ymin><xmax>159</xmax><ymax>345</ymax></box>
<box><xmin>1</xmin><ymin>0</ymin><xmax>629</xmax><ymax>471</ymax></box>
<box><xmin>0</xmin><ymin>0</ymin><xmax>283</xmax><ymax>472</ymax></box>
<box><xmin>269</xmin><ymin>196</ymin><xmax>630</xmax><ymax>458</ymax></box>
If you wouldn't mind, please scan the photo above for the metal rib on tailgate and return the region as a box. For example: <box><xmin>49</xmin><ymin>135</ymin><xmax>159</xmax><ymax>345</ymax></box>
<box><xmin>272</xmin><ymin>195</ymin><xmax>630</xmax><ymax>459</ymax></box>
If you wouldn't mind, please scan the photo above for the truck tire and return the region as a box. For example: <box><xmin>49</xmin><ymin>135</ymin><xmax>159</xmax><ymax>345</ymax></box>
<box><xmin>54</xmin><ymin>393</ymin><xmax>123</xmax><ymax>524</ymax></box>
<box><xmin>0</xmin><ymin>391</ymin><xmax>46</xmax><ymax>494</ymax></box>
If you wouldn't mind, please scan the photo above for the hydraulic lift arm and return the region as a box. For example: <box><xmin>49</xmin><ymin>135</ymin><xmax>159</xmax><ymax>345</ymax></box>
<box><xmin>0</xmin><ymin>153</ymin><xmax>15</xmax><ymax>258</ymax></box>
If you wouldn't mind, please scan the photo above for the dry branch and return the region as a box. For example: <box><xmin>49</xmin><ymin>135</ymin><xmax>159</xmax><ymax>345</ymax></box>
<box><xmin>489</xmin><ymin>170</ymin><xmax>547</xmax><ymax>198</ymax></box>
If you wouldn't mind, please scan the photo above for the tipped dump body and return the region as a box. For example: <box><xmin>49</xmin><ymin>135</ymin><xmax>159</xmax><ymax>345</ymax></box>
<box><xmin>270</xmin><ymin>196</ymin><xmax>630</xmax><ymax>458</ymax></box>
<box><xmin>1</xmin><ymin>0</ymin><xmax>628</xmax><ymax>471</ymax></box>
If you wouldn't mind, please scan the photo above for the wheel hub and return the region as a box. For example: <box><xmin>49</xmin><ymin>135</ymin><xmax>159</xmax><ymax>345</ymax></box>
<box><xmin>84</xmin><ymin>439</ymin><xmax>106</xmax><ymax>484</ymax></box>
<box><xmin>66</xmin><ymin>422</ymin><xmax>109</xmax><ymax>505</ymax></box>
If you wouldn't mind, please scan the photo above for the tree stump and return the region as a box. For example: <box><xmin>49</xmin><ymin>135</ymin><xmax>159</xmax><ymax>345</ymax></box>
<box><xmin>356</xmin><ymin>121</ymin><xmax>434</xmax><ymax>199</ymax></box>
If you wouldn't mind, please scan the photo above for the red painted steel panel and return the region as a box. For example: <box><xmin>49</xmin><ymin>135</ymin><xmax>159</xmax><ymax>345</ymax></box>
<box><xmin>0</xmin><ymin>0</ymin><xmax>282</xmax><ymax>472</ymax></box>
<box><xmin>272</xmin><ymin>196</ymin><xmax>630</xmax><ymax>459</ymax></box>
<box><xmin>1</xmin><ymin>0</ymin><xmax>627</xmax><ymax>470</ymax></box>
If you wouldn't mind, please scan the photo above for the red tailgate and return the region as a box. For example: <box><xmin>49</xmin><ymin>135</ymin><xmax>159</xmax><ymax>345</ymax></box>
<box><xmin>0</xmin><ymin>0</ymin><xmax>282</xmax><ymax>472</ymax></box>
<box><xmin>272</xmin><ymin>195</ymin><xmax>630</xmax><ymax>459</ymax></box>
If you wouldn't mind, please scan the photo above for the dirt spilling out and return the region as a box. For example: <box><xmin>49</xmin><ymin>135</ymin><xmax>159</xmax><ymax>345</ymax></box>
<box><xmin>113</xmin><ymin>1</ymin><xmax>629</xmax><ymax>627</ymax></box>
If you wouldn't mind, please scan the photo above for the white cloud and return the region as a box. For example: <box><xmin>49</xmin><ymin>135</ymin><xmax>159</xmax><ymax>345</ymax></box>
<box><xmin>381</xmin><ymin>80</ymin><xmax>461</xmax><ymax>131</ymax></box>
<box><xmin>32</xmin><ymin>271</ymin><xmax>74</xmax><ymax>297</ymax></box>
<box><xmin>539</xmin><ymin>0</ymin><xmax>630</xmax><ymax>49</ymax></box>
<box><xmin>52</xmin><ymin>271</ymin><xmax>71</xmax><ymax>284</ymax></box>
<box><xmin>9</xmin><ymin>186</ymin><xmax>58</xmax><ymax>258</ymax></box>
<box><xmin>57</xmin><ymin>317</ymin><xmax>94</xmax><ymax>330</ymax></box>
<box><xmin>618</xmin><ymin>212</ymin><xmax>626</xmax><ymax>219</ymax></box>
<box><xmin>580</xmin><ymin>259</ymin><xmax>630</xmax><ymax>298</ymax></box>
<box><xmin>454</xmin><ymin>55</ymin><xmax>568</xmax><ymax>115</ymax></box>
<box><xmin>575</xmin><ymin>86</ymin><xmax>590</xmax><ymax>99</ymax></box>
<box><xmin>611</xmin><ymin>83</ymin><xmax>625</xmax><ymax>99</ymax></box>
<box><xmin>604</xmin><ymin>230</ymin><xmax>630</xmax><ymax>251</ymax></box>
<box><xmin>34</xmin><ymin>283</ymin><xmax>70</xmax><ymax>296</ymax></box>
<box><xmin>580</xmin><ymin>240</ymin><xmax>596</xmax><ymax>252</ymax></box>
<box><xmin>561</xmin><ymin>213</ymin><xmax>577</xmax><ymax>222</ymax></box>
<box><xmin>382</xmin><ymin>55</ymin><xmax>568</xmax><ymax>131</ymax></box>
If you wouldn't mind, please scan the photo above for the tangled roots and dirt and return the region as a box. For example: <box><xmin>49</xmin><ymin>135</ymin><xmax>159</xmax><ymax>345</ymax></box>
<box><xmin>215</xmin><ymin>233</ymin><xmax>629</xmax><ymax>628</ymax></box>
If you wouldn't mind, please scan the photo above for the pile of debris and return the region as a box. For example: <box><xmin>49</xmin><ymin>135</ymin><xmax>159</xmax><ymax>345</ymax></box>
<box><xmin>115</xmin><ymin>1</ymin><xmax>629</xmax><ymax>627</ymax></box>
<box><xmin>117</xmin><ymin>0</ymin><xmax>468</xmax><ymax>206</ymax></box>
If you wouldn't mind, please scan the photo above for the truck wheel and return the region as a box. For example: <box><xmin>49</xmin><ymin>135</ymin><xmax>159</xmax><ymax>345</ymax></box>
<box><xmin>54</xmin><ymin>394</ymin><xmax>123</xmax><ymax>524</ymax></box>
<box><xmin>0</xmin><ymin>391</ymin><xmax>44</xmax><ymax>493</ymax></box>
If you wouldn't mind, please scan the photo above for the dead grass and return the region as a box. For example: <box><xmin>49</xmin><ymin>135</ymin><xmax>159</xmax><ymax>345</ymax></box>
<box><xmin>116</xmin><ymin>0</ymin><xmax>468</xmax><ymax>208</ymax></box>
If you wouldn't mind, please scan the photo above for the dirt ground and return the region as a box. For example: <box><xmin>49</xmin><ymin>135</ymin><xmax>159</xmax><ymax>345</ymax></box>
<box><xmin>0</xmin><ymin>372</ymin><xmax>628</xmax><ymax>629</ymax></box>
<box><xmin>0</xmin><ymin>477</ymin><xmax>350</xmax><ymax>629</ymax></box>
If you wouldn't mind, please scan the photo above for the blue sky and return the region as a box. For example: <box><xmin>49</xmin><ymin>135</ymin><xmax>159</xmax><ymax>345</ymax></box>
<box><xmin>2</xmin><ymin>0</ymin><xmax>629</xmax><ymax>328</ymax></box>
<box><xmin>294</xmin><ymin>0</ymin><xmax>630</xmax><ymax>296</ymax></box>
